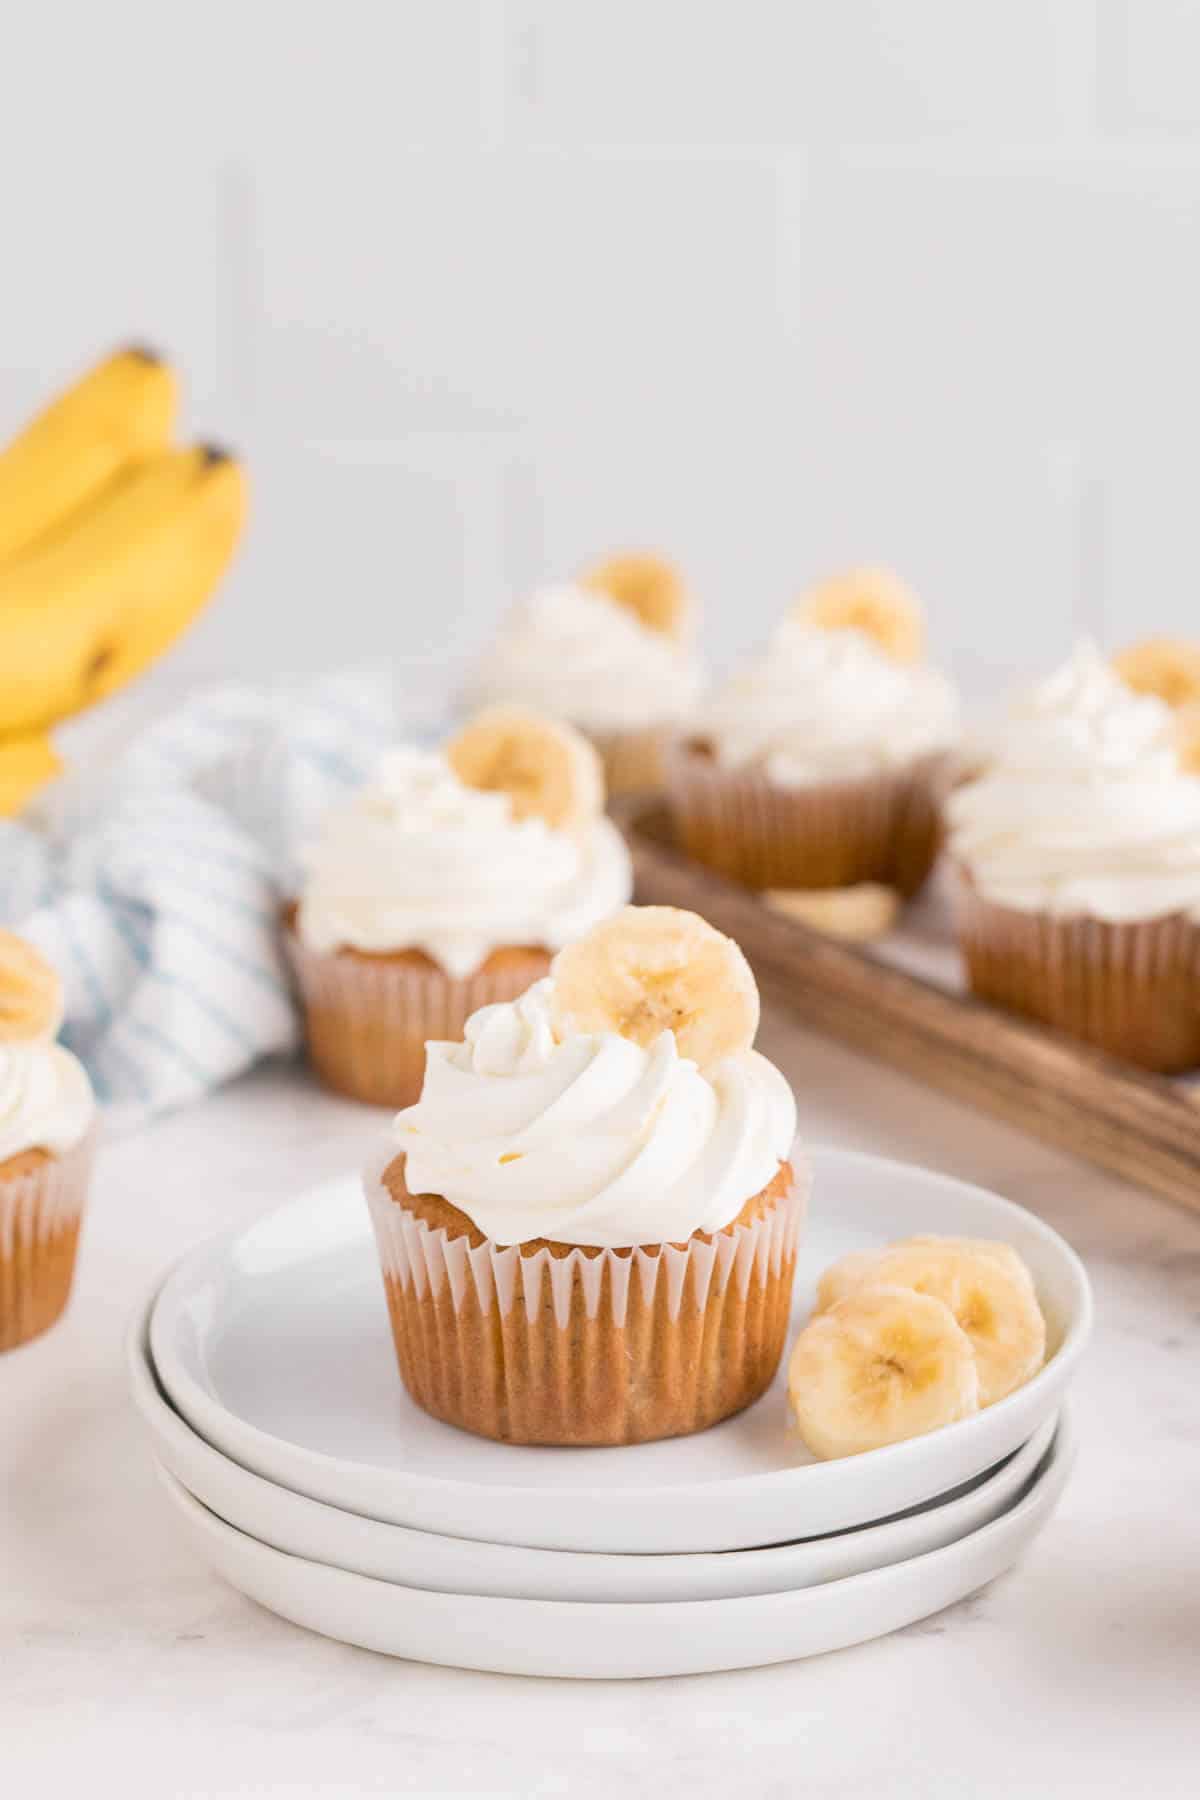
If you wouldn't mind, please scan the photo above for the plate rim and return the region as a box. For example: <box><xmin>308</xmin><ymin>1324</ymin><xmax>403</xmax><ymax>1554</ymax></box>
<box><xmin>153</xmin><ymin>1408</ymin><xmax>1075</xmax><ymax>1630</ymax></box>
<box><xmin>130</xmin><ymin>1297</ymin><xmax>1063</xmax><ymax>1596</ymax></box>
<box><xmin>147</xmin><ymin>1141</ymin><xmax>1092</xmax><ymax>1506</ymax></box>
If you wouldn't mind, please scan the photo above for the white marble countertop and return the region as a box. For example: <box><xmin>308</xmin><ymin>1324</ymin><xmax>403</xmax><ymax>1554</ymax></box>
<box><xmin>3</xmin><ymin>1006</ymin><xmax>1198</xmax><ymax>1799</ymax></box>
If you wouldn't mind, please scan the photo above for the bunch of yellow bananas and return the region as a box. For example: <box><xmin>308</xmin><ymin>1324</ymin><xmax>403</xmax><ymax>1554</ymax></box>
<box><xmin>0</xmin><ymin>347</ymin><xmax>247</xmax><ymax>815</ymax></box>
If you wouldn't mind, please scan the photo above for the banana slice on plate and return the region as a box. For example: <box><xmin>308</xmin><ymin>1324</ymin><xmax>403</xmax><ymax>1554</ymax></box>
<box><xmin>446</xmin><ymin>705</ymin><xmax>603</xmax><ymax>834</ymax></box>
<box><xmin>581</xmin><ymin>551</ymin><xmax>689</xmax><ymax>642</ymax></box>
<box><xmin>1112</xmin><ymin>637</ymin><xmax>1200</xmax><ymax>710</ymax></box>
<box><xmin>0</xmin><ymin>930</ymin><xmax>63</xmax><ymax>1042</ymax></box>
<box><xmin>794</xmin><ymin>567</ymin><xmax>924</xmax><ymax>664</ymax></box>
<box><xmin>787</xmin><ymin>1285</ymin><xmax>980</xmax><ymax>1460</ymax></box>
<box><xmin>818</xmin><ymin>1234</ymin><xmax>1037</xmax><ymax>1313</ymax></box>
<box><xmin>550</xmin><ymin>904</ymin><xmax>759</xmax><ymax>1069</ymax></box>
<box><xmin>820</xmin><ymin>1238</ymin><xmax>1045</xmax><ymax>1408</ymax></box>
<box><xmin>815</xmin><ymin>1245</ymin><xmax>900</xmax><ymax>1313</ymax></box>
<box><xmin>765</xmin><ymin>883</ymin><xmax>899</xmax><ymax>941</ymax></box>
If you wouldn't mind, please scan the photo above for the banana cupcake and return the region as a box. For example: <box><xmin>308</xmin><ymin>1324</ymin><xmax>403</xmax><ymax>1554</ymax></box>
<box><xmin>465</xmin><ymin>553</ymin><xmax>704</xmax><ymax>797</ymax></box>
<box><xmin>947</xmin><ymin>641</ymin><xmax>1200</xmax><ymax>1071</ymax></box>
<box><xmin>285</xmin><ymin>707</ymin><xmax>633</xmax><ymax>1107</ymax></box>
<box><xmin>666</xmin><ymin>568</ymin><xmax>959</xmax><ymax>894</ymax></box>
<box><xmin>0</xmin><ymin>933</ymin><xmax>96</xmax><ymax>1352</ymax></box>
<box><xmin>365</xmin><ymin>905</ymin><xmax>803</xmax><ymax>1446</ymax></box>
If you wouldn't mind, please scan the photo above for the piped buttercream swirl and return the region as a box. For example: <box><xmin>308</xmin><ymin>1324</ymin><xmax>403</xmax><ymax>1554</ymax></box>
<box><xmin>467</xmin><ymin>584</ymin><xmax>704</xmax><ymax>734</ymax></box>
<box><xmin>698</xmin><ymin>621</ymin><xmax>959</xmax><ymax>785</ymax></box>
<box><xmin>0</xmin><ymin>1039</ymin><xmax>94</xmax><ymax>1163</ymax></box>
<box><xmin>297</xmin><ymin>747</ymin><xmax>633</xmax><ymax>979</ymax></box>
<box><xmin>947</xmin><ymin>641</ymin><xmax>1200</xmax><ymax>922</ymax></box>
<box><xmin>394</xmin><ymin>978</ymin><xmax>797</xmax><ymax>1248</ymax></box>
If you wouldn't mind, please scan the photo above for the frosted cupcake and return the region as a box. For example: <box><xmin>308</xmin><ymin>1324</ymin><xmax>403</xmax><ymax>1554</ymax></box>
<box><xmin>365</xmin><ymin>905</ymin><xmax>803</xmax><ymax>1446</ymax></box>
<box><xmin>0</xmin><ymin>933</ymin><xmax>95</xmax><ymax>1352</ymax></box>
<box><xmin>947</xmin><ymin>641</ymin><xmax>1200</xmax><ymax>1071</ymax></box>
<box><xmin>667</xmin><ymin>569</ymin><xmax>959</xmax><ymax>893</ymax></box>
<box><xmin>285</xmin><ymin>707</ymin><xmax>633</xmax><ymax>1107</ymax></box>
<box><xmin>465</xmin><ymin>554</ymin><xmax>704</xmax><ymax>796</ymax></box>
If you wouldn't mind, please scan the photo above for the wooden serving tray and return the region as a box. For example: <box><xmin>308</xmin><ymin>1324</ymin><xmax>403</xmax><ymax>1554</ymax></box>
<box><xmin>625</xmin><ymin>805</ymin><xmax>1200</xmax><ymax>1217</ymax></box>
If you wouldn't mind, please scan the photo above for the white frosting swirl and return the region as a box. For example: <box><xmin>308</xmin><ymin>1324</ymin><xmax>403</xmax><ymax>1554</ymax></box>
<box><xmin>394</xmin><ymin>978</ymin><xmax>797</xmax><ymax>1248</ymax></box>
<box><xmin>947</xmin><ymin>641</ymin><xmax>1200</xmax><ymax>922</ymax></box>
<box><xmin>0</xmin><ymin>1040</ymin><xmax>94</xmax><ymax>1163</ymax></box>
<box><xmin>298</xmin><ymin>747</ymin><xmax>633</xmax><ymax>978</ymax></box>
<box><xmin>699</xmin><ymin>621</ymin><xmax>959</xmax><ymax>784</ymax></box>
<box><xmin>467</xmin><ymin>584</ymin><xmax>704</xmax><ymax>733</ymax></box>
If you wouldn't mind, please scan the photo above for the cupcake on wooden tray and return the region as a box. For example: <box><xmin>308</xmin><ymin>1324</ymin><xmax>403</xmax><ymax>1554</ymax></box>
<box><xmin>0</xmin><ymin>932</ymin><xmax>96</xmax><ymax>1352</ymax></box>
<box><xmin>285</xmin><ymin>706</ymin><xmax>632</xmax><ymax>1108</ymax></box>
<box><xmin>365</xmin><ymin>905</ymin><xmax>804</xmax><ymax>1446</ymax></box>
<box><xmin>946</xmin><ymin>640</ymin><xmax>1200</xmax><ymax>1072</ymax></box>
<box><xmin>666</xmin><ymin>568</ymin><xmax>959</xmax><ymax>894</ymax></box>
<box><xmin>465</xmin><ymin>553</ymin><xmax>704</xmax><ymax>797</ymax></box>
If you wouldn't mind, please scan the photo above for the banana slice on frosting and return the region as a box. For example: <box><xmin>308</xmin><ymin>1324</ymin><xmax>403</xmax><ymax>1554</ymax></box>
<box><xmin>550</xmin><ymin>904</ymin><xmax>759</xmax><ymax>1069</ymax></box>
<box><xmin>788</xmin><ymin>1285</ymin><xmax>980</xmax><ymax>1460</ymax></box>
<box><xmin>581</xmin><ymin>551</ymin><xmax>690</xmax><ymax>642</ymax></box>
<box><xmin>446</xmin><ymin>705</ymin><xmax>603</xmax><ymax>834</ymax></box>
<box><xmin>0</xmin><ymin>930</ymin><xmax>63</xmax><ymax>1043</ymax></box>
<box><xmin>1112</xmin><ymin>637</ymin><xmax>1200</xmax><ymax>710</ymax></box>
<box><xmin>1173</xmin><ymin>702</ymin><xmax>1200</xmax><ymax>774</ymax></box>
<box><xmin>794</xmin><ymin>567</ymin><xmax>925</xmax><ymax>664</ymax></box>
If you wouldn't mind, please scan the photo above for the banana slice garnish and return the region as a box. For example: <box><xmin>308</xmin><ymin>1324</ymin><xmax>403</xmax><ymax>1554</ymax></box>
<box><xmin>446</xmin><ymin>704</ymin><xmax>603</xmax><ymax>834</ymax></box>
<box><xmin>0</xmin><ymin>930</ymin><xmax>63</xmax><ymax>1042</ymax></box>
<box><xmin>1175</xmin><ymin>702</ymin><xmax>1200</xmax><ymax>774</ymax></box>
<box><xmin>788</xmin><ymin>1285</ymin><xmax>980</xmax><ymax>1460</ymax></box>
<box><xmin>817</xmin><ymin>1236</ymin><xmax>1045</xmax><ymax>1407</ymax></box>
<box><xmin>1112</xmin><ymin>637</ymin><xmax>1200</xmax><ymax>710</ymax></box>
<box><xmin>794</xmin><ymin>567</ymin><xmax>924</xmax><ymax>664</ymax></box>
<box><xmin>550</xmin><ymin>904</ymin><xmax>759</xmax><ymax>1069</ymax></box>
<box><xmin>765</xmin><ymin>883</ymin><xmax>899</xmax><ymax>941</ymax></box>
<box><xmin>817</xmin><ymin>1234</ymin><xmax>1036</xmax><ymax>1312</ymax></box>
<box><xmin>581</xmin><ymin>551</ymin><xmax>689</xmax><ymax>642</ymax></box>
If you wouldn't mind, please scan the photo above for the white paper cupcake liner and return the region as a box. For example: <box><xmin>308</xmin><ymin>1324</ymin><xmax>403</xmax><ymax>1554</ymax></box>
<box><xmin>953</xmin><ymin>866</ymin><xmax>1200</xmax><ymax>1072</ymax></box>
<box><xmin>283</xmin><ymin>922</ymin><xmax>551</xmax><ymax>1107</ymax></box>
<box><xmin>664</xmin><ymin>742</ymin><xmax>951</xmax><ymax>895</ymax></box>
<box><xmin>364</xmin><ymin>1154</ymin><xmax>807</xmax><ymax>1446</ymax></box>
<box><xmin>0</xmin><ymin>1132</ymin><xmax>95</xmax><ymax>1352</ymax></box>
<box><xmin>587</xmin><ymin>725</ymin><xmax>671</xmax><ymax>799</ymax></box>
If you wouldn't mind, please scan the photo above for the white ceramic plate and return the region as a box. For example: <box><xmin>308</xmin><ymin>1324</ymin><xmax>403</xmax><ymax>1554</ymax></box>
<box><xmin>130</xmin><ymin>1304</ymin><xmax>1060</xmax><ymax>1602</ymax></box>
<box><xmin>156</xmin><ymin>1417</ymin><xmax>1075</xmax><ymax>1677</ymax></box>
<box><xmin>149</xmin><ymin>1145</ymin><xmax>1091</xmax><ymax>1554</ymax></box>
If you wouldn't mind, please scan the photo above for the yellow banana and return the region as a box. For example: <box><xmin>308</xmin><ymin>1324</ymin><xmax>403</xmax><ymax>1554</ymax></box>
<box><xmin>0</xmin><ymin>445</ymin><xmax>246</xmax><ymax>732</ymax></box>
<box><xmin>0</xmin><ymin>730</ymin><xmax>60</xmax><ymax>816</ymax></box>
<box><xmin>0</xmin><ymin>347</ymin><xmax>177</xmax><ymax>564</ymax></box>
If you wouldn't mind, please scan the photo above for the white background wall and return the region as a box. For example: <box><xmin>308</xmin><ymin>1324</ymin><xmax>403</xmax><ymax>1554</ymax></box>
<box><xmin>3</xmin><ymin>0</ymin><xmax>1200</xmax><ymax>703</ymax></box>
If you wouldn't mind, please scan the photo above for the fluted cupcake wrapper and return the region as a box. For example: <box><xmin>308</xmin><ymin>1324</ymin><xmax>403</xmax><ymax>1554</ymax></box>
<box><xmin>0</xmin><ymin>1134</ymin><xmax>94</xmax><ymax>1353</ymax></box>
<box><xmin>587</xmin><ymin>725</ymin><xmax>671</xmax><ymax>800</ymax></box>
<box><xmin>664</xmin><ymin>742</ymin><xmax>952</xmax><ymax>895</ymax></box>
<box><xmin>953</xmin><ymin>868</ymin><xmax>1200</xmax><ymax>1073</ymax></box>
<box><xmin>364</xmin><ymin>1159</ymin><xmax>806</xmax><ymax>1447</ymax></box>
<box><xmin>283</xmin><ymin>928</ymin><xmax>551</xmax><ymax>1108</ymax></box>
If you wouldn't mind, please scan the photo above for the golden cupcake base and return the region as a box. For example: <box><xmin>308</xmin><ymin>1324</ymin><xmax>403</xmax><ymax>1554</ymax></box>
<box><xmin>664</xmin><ymin>740</ymin><xmax>948</xmax><ymax>895</ymax></box>
<box><xmin>0</xmin><ymin>1139</ymin><xmax>93</xmax><ymax>1353</ymax></box>
<box><xmin>283</xmin><ymin>916</ymin><xmax>551</xmax><ymax>1109</ymax></box>
<box><xmin>955</xmin><ymin>872</ymin><xmax>1200</xmax><ymax>1074</ymax></box>
<box><xmin>366</xmin><ymin>1154</ymin><xmax>804</xmax><ymax>1447</ymax></box>
<box><xmin>588</xmin><ymin>725</ymin><xmax>671</xmax><ymax>800</ymax></box>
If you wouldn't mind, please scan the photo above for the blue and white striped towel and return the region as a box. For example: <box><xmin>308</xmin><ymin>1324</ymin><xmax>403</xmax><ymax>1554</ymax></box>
<box><xmin>0</xmin><ymin>671</ymin><xmax>397</xmax><ymax>1130</ymax></box>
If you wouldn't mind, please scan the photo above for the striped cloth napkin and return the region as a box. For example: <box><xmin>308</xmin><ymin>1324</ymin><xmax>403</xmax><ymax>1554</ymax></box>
<box><xmin>0</xmin><ymin>672</ymin><xmax>397</xmax><ymax>1130</ymax></box>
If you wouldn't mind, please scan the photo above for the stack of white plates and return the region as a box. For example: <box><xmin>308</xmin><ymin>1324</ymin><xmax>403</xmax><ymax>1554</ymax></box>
<box><xmin>131</xmin><ymin>1146</ymin><xmax>1091</xmax><ymax>1679</ymax></box>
